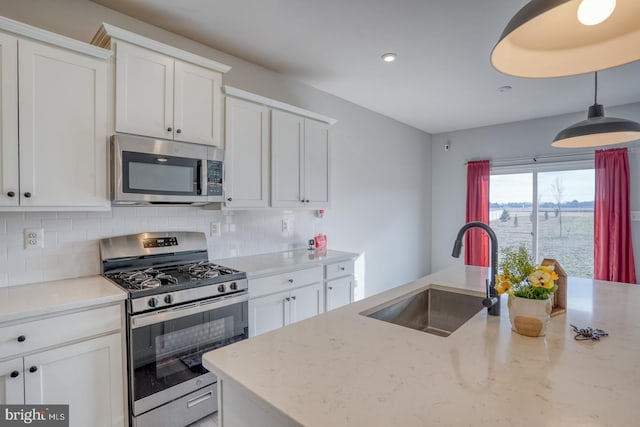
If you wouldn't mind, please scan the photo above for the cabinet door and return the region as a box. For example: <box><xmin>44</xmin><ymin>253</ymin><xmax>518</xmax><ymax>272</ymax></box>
<box><xmin>0</xmin><ymin>358</ymin><xmax>24</xmax><ymax>404</ymax></box>
<box><xmin>115</xmin><ymin>41</ymin><xmax>174</xmax><ymax>140</ymax></box>
<box><xmin>0</xmin><ymin>33</ymin><xmax>19</xmax><ymax>207</ymax></box>
<box><xmin>225</xmin><ymin>97</ymin><xmax>269</xmax><ymax>208</ymax></box>
<box><xmin>24</xmin><ymin>333</ymin><xmax>125</xmax><ymax>427</ymax></box>
<box><xmin>249</xmin><ymin>292</ymin><xmax>290</xmax><ymax>337</ymax></box>
<box><xmin>326</xmin><ymin>276</ymin><xmax>353</xmax><ymax>311</ymax></box>
<box><xmin>18</xmin><ymin>39</ymin><xmax>108</xmax><ymax>207</ymax></box>
<box><xmin>271</xmin><ymin>109</ymin><xmax>304</xmax><ymax>207</ymax></box>
<box><xmin>304</xmin><ymin>119</ymin><xmax>330</xmax><ymax>207</ymax></box>
<box><xmin>174</xmin><ymin>60</ymin><xmax>222</xmax><ymax>146</ymax></box>
<box><xmin>290</xmin><ymin>283</ymin><xmax>324</xmax><ymax>324</ymax></box>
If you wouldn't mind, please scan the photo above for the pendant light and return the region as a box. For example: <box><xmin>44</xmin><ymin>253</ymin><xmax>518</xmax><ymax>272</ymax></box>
<box><xmin>552</xmin><ymin>72</ymin><xmax>640</xmax><ymax>148</ymax></box>
<box><xmin>491</xmin><ymin>0</ymin><xmax>640</xmax><ymax>78</ymax></box>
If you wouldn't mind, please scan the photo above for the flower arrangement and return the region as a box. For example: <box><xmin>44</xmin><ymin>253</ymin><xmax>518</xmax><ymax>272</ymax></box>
<box><xmin>494</xmin><ymin>246</ymin><xmax>559</xmax><ymax>300</ymax></box>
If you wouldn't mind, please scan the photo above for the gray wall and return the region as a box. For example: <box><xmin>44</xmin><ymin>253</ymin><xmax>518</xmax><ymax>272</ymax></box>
<box><xmin>431</xmin><ymin>102</ymin><xmax>640</xmax><ymax>281</ymax></box>
<box><xmin>0</xmin><ymin>0</ymin><xmax>432</xmax><ymax>296</ymax></box>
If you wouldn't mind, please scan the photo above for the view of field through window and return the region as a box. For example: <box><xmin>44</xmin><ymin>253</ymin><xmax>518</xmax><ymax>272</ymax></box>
<box><xmin>490</xmin><ymin>169</ymin><xmax>594</xmax><ymax>278</ymax></box>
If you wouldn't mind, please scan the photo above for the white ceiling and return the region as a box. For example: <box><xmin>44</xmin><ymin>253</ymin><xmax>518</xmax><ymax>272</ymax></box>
<box><xmin>91</xmin><ymin>0</ymin><xmax>640</xmax><ymax>134</ymax></box>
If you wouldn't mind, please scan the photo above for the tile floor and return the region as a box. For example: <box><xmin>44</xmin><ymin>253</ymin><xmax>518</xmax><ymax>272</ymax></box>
<box><xmin>187</xmin><ymin>412</ymin><xmax>218</xmax><ymax>427</ymax></box>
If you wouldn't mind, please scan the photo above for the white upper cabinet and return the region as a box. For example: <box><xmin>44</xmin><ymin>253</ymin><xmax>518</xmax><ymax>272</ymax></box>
<box><xmin>303</xmin><ymin>118</ymin><xmax>330</xmax><ymax>207</ymax></box>
<box><xmin>0</xmin><ymin>18</ymin><xmax>111</xmax><ymax>210</ymax></box>
<box><xmin>222</xmin><ymin>86</ymin><xmax>336</xmax><ymax>210</ymax></box>
<box><xmin>271</xmin><ymin>109</ymin><xmax>304</xmax><ymax>207</ymax></box>
<box><xmin>224</xmin><ymin>96</ymin><xmax>270</xmax><ymax>208</ymax></box>
<box><xmin>271</xmin><ymin>110</ymin><xmax>330</xmax><ymax>208</ymax></box>
<box><xmin>174</xmin><ymin>61</ymin><xmax>222</xmax><ymax>146</ymax></box>
<box><xmin>0</xmin><ymin>32</ymin><xmax>19</xmax><ymax>207</ymax></box>
<box><xmin>115</xmin><ymin>41</ymin><xmax>174</xmax><ymax>141</ymax></box>
<box><xmin>93</xmin><ymin>24</ymin><xmax>230</xmax><ymax>147</ymax></box>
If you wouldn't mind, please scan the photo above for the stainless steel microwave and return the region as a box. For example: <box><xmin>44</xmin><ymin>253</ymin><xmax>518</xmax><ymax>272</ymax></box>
<box><xmin>110</xmin><ymin>134</ymin><xmax>224</xmax><ymax>205</ymax></box>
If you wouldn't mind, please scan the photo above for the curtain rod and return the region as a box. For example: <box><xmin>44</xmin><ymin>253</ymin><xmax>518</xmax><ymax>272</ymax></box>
<box><xmin>465</xmin><ymin>151</ymin><xmax>595</xmax><ymax>166</ymax></box>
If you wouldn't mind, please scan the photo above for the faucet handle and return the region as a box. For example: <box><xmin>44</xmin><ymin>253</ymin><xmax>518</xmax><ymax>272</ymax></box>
<box><xmin>482</xmin><ymin>278</ymin><xmax>499</xmax><ymax>308</ymax></box>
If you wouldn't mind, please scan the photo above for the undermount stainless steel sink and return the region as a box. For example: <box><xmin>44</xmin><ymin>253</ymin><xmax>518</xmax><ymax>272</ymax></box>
<box><xmin>361</xmin><ymin>287</ymin><xmax>484</xmax><ymax>337</ymax></box>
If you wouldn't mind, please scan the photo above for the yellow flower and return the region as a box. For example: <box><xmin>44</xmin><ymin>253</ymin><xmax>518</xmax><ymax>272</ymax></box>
<box><xmin>528</xmin><ymin>265</ymin><xmax>558</xmax><ymax>289</ymax></box>
<box><xmin>494</xmin><ymin>274</ymin><xmax>513</xmax><ymax>295</ymax></box>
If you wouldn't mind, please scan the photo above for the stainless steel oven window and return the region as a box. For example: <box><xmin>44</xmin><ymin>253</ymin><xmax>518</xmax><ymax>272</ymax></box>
<box><xmin>129</xmin><ymin>297</ymin><xmax>248</xmax><ymax>403</ymax></box>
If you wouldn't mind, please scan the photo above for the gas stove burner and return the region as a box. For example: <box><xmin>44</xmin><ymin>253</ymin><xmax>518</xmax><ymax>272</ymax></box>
<box><xmin>140</xmin><ymin>278</ymin><xmax>161</xmax><ymax>289</ymax></box>
<box><xmin>178</xmin><ymin>261</ymin><xmax>225</xmax><ymax>280</ymax></box>
<box><xmin>109</xmin><ymin>268</ymin><xmax>179</xmax><ymax>290</ymax></box>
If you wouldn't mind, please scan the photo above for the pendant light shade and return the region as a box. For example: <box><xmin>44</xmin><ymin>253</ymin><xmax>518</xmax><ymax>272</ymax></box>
<box><xmin>491</xmin><ymin>0</ymin><xmax>640</xmax><ymax>78</ymax></box>
<box><xmin>552</xmin><ymin>73</ymin><xmax>640</xmax><ymax>148</ymax></box>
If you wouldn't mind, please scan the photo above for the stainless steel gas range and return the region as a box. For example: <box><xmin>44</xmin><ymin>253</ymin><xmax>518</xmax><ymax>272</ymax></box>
<box><xmin>100</xmin><ymin>232</ymin><xmax>248</xmax><ymax>427</ymax></box>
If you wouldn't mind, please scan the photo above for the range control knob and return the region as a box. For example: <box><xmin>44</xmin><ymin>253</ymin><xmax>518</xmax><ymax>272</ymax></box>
<box><xmin>229</xmin><ymin>282</ymin><xmax>237</xmax><ymax>290</ymax></box>
<box><xmin>217</xmin><ymin>284</ymin><xmax>226</xmax><ymax>293</ymax></box>
<box><xmin>164</xmin><ymin>294</ymin><xmax>173</xmax><ymax>304</ymax></box>
<box><xmin>148</xmin><ymin>297</ymin><xmax>158</xmax><ymax>308</ymax></box>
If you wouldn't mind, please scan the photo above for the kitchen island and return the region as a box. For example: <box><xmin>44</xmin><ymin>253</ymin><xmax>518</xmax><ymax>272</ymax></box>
<box><xmin>202</xmin><ymin>266</ymin><xmax>640</xmax><ymax>426</ymax></box>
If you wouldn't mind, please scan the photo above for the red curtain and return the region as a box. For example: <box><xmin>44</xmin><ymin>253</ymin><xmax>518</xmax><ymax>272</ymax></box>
<box><xmin>465</xmin><ymin>160</ymin><xmax>490</xmax><ymax>266</ymax></box>
<box><xmin>594</xmin><ymin>148</ymin><xmax>637</xmax><ymax>284</ymax></box>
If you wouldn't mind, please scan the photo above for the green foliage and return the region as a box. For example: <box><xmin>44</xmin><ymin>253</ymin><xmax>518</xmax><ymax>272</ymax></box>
<box><xmin>499</xmin><ymin>209</ymin><xmax>510</xmax><ymax>222</ymax></box>
<box><xmin>499</xmin><ymin>245</ymin><xmax>534</xmax><ymax>284</ymax></box>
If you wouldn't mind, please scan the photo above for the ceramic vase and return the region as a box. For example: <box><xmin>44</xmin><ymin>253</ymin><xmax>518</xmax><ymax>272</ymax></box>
<box><xmin>507</xmin><ymin>294</ymin><xmax>552</xmax><ymax>337</ymax></box>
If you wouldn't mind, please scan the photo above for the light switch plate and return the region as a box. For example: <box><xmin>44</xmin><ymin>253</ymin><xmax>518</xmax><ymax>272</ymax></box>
<box><xmin>24</xmin><ymin>228</ymin><xmax>44</xmax><ymax>249</ymax></box>
<box><xmin>632</xmin><ymin>211</ymin><xmax>640</xmax><ymax>222</ymax></box>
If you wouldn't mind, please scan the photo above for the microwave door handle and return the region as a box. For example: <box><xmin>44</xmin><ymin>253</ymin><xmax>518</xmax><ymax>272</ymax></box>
<box><xmin>197</xmin><ymin>160</ymin><xmax>204</xmax><ymax>195</ymax></box>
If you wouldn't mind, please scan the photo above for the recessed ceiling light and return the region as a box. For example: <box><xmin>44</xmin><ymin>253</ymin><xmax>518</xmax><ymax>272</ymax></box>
<box><xmin>381</xmin><ymin>53</ymin><xmax>397</xmax><ymax>62</ymax></box>
<box><xmin>498</xmin><ymin>85</ymin><xmax>512</xmax><ymax>93</ymax></box>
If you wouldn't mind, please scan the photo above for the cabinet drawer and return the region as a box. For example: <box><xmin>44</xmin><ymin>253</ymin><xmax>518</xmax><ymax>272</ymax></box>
<box><xmin>0</xmin><ymin>304</ymin><xmax>122</xmax><ymax>361</ymax></box>
<box><xmin>325</xmin><ymin>260</ymin><xmax>354</xmax><ymax>280</ymax></box>
<box><xmin>249</xmin><ymin>266</ymin><xmax>323</xmax><ymax>299</ymax></box>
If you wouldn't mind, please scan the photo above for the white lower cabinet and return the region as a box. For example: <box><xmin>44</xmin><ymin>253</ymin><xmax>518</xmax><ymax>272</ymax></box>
<box><xmin>324</xmin><ymin>259</ymin><xmax>355</xmax><ymax>311</ymax></box>
<box><xmin>0</xmin><ymin>304</ymin><xmax>125</xmax><ymax>427</ymax></box>
<box><xmin>249</xmin><ymin>283</ymin><xmax>324</xmax><ymax>337</ymax></box>
<box><xmin>249</xmin><ymin>266</ymin><xmax>324</xmax><ymax>337</ymax></box>
<box><xmin>326</xmin><ymin>276</ymin><xmax>353</xmax><ymax>311</ymax></box>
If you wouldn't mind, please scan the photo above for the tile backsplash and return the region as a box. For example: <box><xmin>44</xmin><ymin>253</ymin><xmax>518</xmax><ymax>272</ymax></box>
<box><xmin>0</xmin><ymin>207</ymin><xmax>320</xmax><ymax>287</ymax></box>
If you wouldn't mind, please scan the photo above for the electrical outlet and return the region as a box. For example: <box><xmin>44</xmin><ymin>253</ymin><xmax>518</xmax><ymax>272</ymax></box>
<box><xmin>281</xmin><ymin>219</ymin><xmax>290</xmax><ymax>233</ymax></box>
<box><xmin>24</xmin><ymin>228</ymin><xmax>44</xmax><ymax>249</ymax></box>
<box><xmin>632</xmin><ymin>211</ymin><xmax>640</xmax><ymax>222</ymax></box>
<box><xmin>210</xmin><ymin>222</ymin><xmax>221</xmax><ymax>237</ymax></box>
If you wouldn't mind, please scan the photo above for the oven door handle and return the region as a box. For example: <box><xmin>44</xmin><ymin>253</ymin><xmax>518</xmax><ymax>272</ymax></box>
<box><xmin>131</xmin><ymin>292</ymin><xmax>249</xmax><ymax>329</ymax></box>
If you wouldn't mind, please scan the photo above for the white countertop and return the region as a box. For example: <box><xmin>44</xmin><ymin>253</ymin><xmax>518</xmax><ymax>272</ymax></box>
<box><xmin>203</xmin><ymin>266</ymin><xmax>640</xmax><ymax>426</ymax></box>
<box><xmin>0</xmin><ymin>275</ymin><xmax>127</xmax><ymax>324</ymax></box>
<box><xmin>214</xmin><ymin>249</ymin><xmax>358</xmax><ymax>278</ymax></box>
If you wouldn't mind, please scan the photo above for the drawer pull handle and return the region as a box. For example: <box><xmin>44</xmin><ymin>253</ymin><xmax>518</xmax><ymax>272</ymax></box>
<box><xmin>285</xmin><ymin>297</ymin><xmax>291</xmax><ymax>302</ymax></box>
<box><xmin>187</xmin><ymin>391</ymin><xmax>213</xmax><ymax>408</ymax></box>
<box><xmin>29</xmin><ymin>366</ymin><xmax>38</xmax><ymax>373</ymax></box>
<box><xmin>17</xmin><ymin>335</ymin><xmax>26</xmax><ymax>343</ymax></box>
<box><xmin>291</xmin><ymin>296</ymin><xmax>296</xmax><ymax>300</ymax></box>
<box><xmin>10</xmin><ymin>371</ymin><xmax>19</xmax><ymax>378</ymax></box>
<box><xmin>340</xmin><ymin>267</ymin><xmax>345</xmax><ymax>271</ymax></box>
<box><xmin>288</xmin><ymin>279</ymin><xmax>294</xmax><ymax>283</ymax></box>
<box><xmin>328</xmin><ymin>286</ymin><xmax>333</xmax><ymax>290</ymax></box>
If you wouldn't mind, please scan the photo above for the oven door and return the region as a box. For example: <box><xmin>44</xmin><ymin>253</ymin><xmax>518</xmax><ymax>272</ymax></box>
<box><xmin>129</xmin><ymin>292</ymin><xmax>248</xmax><ymax>416</ymax></box>
<box><xmin>112</xmin><ymin>134</ymin><xmax>210</xmax><ymax>204</ymax></box>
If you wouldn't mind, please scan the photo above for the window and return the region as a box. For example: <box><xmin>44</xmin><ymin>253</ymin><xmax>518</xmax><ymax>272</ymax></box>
<box><xmin>490</xmin><ymin>162</ymin><xmax>594</xmax><ymax>278</ymax></box>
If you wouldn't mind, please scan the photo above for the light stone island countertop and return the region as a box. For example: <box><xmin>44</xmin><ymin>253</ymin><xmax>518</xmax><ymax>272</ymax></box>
<box><xmin>0</xmin><ymin>276</ymin><xmax>127</xmax><ymax>324</ymax></box>
<box><xmin>214</xmin><ymin>249</ymin><xmax>358</xmax><ymax>278</ymax></box>
<box><xmin>203</xmin><ymin>265</ymin><xmax>640</xmax><ymax>427</ymax></box>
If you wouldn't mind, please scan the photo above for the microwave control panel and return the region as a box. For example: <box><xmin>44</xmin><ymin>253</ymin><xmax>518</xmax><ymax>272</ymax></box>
<box><xmin>207</xmin><ymin>160</ymin><xmax>223</xmax><ymax>196</ymax></box>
